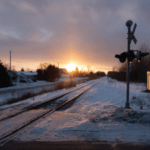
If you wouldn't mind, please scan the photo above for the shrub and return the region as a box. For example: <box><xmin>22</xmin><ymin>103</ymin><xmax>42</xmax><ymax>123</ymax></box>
<box><xmin>108</xmin><ymin>71</ymin><xmax>141</xmax><ymax>82</ymax></box>
<box><xmin>107</xmin><ymin>71</ymin><xmax>126</xmax><ymax>81</ymax></box>
<box><xmin>54</xmin><ymin>81</ymin><xmax>65</xmax><ymax>90</ymax></box>
<box><xmin>0</xmin><ymin>60</ymin><xmax>12</xmax><ymax>88</ymax></box>
<box><xmin>32</xmin><ymin>79</ymin><xmax>37</xmax><ymax>82</ymax></box>
<box><xmin>96</xmin><ymin>71</ymin><xmax>106</xmax><ymax>77</ymax></box>
<box><xmin>4</xmin><ymin>92</ymin><xmax>34</xmax><ymax>105</ymax></box>
<box><xmin>54</xmin><ymin>80</ymin><xmax>76</xmax><ymax>90</ymax></box>
<box><xmin>89</xmin><ymin>71</ymin><xmax>96</xmax><ymax>79</ymax></box>
<box><xmin>66</xmin><ymin>80</ymin><xmax>76</xmax><ymax>88</ymax></box>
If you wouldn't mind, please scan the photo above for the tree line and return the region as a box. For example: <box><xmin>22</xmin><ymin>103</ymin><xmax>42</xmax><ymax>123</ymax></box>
<box><xmin>37</xmin><ymin>64</ymin><xmax>60</xmax><ymax>81</ymax></box>
<box><xmin>0</xmin><ymin>59</ymin><xmax>106</xmax><ymax>88</ymax></box>
<box><xmin>108</xmin><ymin>44</ymin><xmax>150</xmax><ymax>83</ymax></box>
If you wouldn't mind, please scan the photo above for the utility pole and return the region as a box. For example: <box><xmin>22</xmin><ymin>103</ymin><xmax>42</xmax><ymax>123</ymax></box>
<box><xmin>10</xmin><ymin>50</ymin><xmax>12</xmax><ymax>82</ymax></box>
<box><xmin>10</xmin><ymin>51</ymin><xmax>11</xmax><ymax>72</ymax></box>
<box><xmin>58</xmin><ymin>62</ymin><xmax>59</xmax><ymax>82</ymax></box>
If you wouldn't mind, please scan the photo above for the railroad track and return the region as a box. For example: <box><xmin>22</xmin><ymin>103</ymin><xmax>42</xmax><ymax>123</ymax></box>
<box><xmin>0</xmin><ymin>79</ymin><xmax>100</xmax><ymax>146</ymax></box>
<box><xmin>0</xmin><ymin>81</ymin><xmax>94</xmax><ymax>121</ymax></box>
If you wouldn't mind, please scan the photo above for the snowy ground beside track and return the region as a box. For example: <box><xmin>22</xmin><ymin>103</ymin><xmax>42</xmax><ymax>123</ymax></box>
<box><xmin>14</xmin><ymin>77</ymin><xmax>150</xmax><ymax>144</ymax></box>
<box><xmin>0</xmin><ymin>74</ymin><xmax>88</xmax><ymax>105</ymax></box>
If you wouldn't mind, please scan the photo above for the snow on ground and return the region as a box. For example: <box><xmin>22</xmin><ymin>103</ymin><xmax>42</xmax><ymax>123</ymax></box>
<box><xmin>0</xmin><ymin>80</ymin><xmax>50</xmax><ymax>93</ymax></box>
<box><xmin>0</xmin><ymin>74</ymin><xmax>88</xmax><ymax>105</ymax></box>
<box><xmin>0</xmin><ymin>79</ymin><xmax>97</xmax><ymax>120</ymax></box>
<box><xmin>0</xmin><ymin>78</ymin><xmax>97</xmax><ymax>112</ymax></box>
<box><xmin>0</xmin><ymin>79</ymin><xmax>99</xmax><ymax>143</ymax></box>
<box><xmin>15</xmin><ymin>77</ymin><xmax>150</xmax><ymax>144</ymax></box>
<box><xmin>0</xmin><ymin>110</ymin><xmax>48</xmax><ymax>138</ymax></box>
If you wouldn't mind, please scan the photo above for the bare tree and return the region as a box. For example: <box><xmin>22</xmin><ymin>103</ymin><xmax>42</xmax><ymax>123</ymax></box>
<box><xmin>21</xmin><ymin>68</ymin><xmax>24</xmax><ymax>71</ymax></box>
<box><xmin>112</xmin><ymin>66</ymin><xmax>119</xmax><ymax>72</ymax></box>
<box><xmin>26</xmin><ymin>68</ymin><xmax>30</xmax><ymax>72</ymax></box>
<box><xmin>38</xmin><ymin>62</ymin><xmax>49</xmax><ymax>70</ymax></box>
<box><xmin>87</xmin><ymin>65</ymin><xmax>91</xmax><ymax>73</ymax></box>
<box><xmin>12</xmin><ymin>66</ymin><xmax>16</xmax><ymax>72</ymax></box>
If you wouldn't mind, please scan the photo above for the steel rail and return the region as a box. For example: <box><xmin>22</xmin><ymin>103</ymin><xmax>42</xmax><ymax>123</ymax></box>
<box><xmin>0</xmin><ymin>82</ymin><xmax>92</xmax><ymax>122</ymax></box>
<box><xmin>0</xmin><ymin>80</ymin><xmax>100</xmax><ymax>146</ymax></box>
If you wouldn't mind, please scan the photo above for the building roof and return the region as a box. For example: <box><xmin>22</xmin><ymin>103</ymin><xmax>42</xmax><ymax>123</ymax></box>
<box><xmin>17</xmin><ymin>71</ymin><xmax>37</xmax><ymax>76</ymax></box>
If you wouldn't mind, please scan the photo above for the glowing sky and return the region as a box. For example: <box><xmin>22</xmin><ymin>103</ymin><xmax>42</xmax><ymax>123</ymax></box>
<box><xmin>0</xmin><ymin>0</ymin><xmax>150</xmax><ymax>73</ymax></box>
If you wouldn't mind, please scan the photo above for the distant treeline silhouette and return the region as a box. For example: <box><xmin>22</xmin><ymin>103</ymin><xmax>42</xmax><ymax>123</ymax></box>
<box><xmin>37</xmin><ymin>63</ymin><xmax>106</xmax><ymax>81</ymax></box>
<box><xmin>37</xmin><ymin>64</ymin><xmax>61</xmax><ymax>81</ymax></box>
<box><xmin>69</xmin><ymin>67</ymin><xmax>106</xmax><ymax>79</ymax></box>
<box><xmin>107</xmin><ymin>71</ymin><xmax>138</xmax><ymax>82</ymax></box>
<box><xmin>109</xmin><ymin>44</ymin><xmax>150</xmax><ymax>83</ymax></box>
<box><xmin>88</xmin><ymin>71</ymin><xmax>106</xmax><ymax>80</ymax></box>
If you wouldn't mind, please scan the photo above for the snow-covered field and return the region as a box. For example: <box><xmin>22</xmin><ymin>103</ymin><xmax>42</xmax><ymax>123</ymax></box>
<box><xmin>14</xmin><ymin>77</ymin><xmax>150</xmax><ymax>144</ymax></box>
<box><xmin>0</xmin><ymin>74</ymin><xmax>88</xmax><ymax>105</ymax></box>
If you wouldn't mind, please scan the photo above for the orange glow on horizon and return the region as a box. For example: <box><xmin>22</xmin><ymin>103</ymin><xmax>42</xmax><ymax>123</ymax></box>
<box><xmin>65</xmin><ymin>63</ymin><xmax>81</xmax><ymax>72</ymax></box>
<box><xmin>65</xmin><ymin>63</ymin><xmax>76</xmax><ymax>72</ymax></box>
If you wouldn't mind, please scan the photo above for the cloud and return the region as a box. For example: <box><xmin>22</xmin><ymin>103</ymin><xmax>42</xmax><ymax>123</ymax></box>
<box><xmin>0</xmin><ymin>0</ymin><xmax>149</xmax><ymax>71</ymax></box>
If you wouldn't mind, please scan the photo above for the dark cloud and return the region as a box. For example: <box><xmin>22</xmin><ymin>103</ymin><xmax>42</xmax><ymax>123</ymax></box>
<box><xmin>0</xmin><ymin>0</ymin><xmax>150</xmax><ymax>71</ymax></box>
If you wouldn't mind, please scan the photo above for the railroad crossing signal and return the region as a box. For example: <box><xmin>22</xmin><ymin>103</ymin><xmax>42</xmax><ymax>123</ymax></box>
<box><xmin>115</xmin><ymin>52</ymin><xmax>127</xmax><ymax>63</ymax></box>
<box><xmin>115</xmin><ymin>20</ymin><xmax>149</xmax><ymax>109</ymax></box>
<box><xmin>114</xmin><ymin>20</ymin><xmax>137</xmax><ymax>109</ymax></box>
<box><xmin>135</xmin><ymin>51</ymin><xmax>149</xmax><ymax>62</ymax></box>
<box><xmin>129</xmin><ymin>23</ymin><xmax>137</xmax><ymax>45</ymax></box>
<box><xmin>115</xmin><ymin>51</ymin><xmax>135</xmax><ymax>63</ymax></box>
<box><xmin>115</xmin><ymin>50</ymin><xmax>149</xmax><ymax>63</ymax></box>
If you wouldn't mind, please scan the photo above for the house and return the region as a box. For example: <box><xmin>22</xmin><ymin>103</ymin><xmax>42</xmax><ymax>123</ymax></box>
<box><xmin>8</xmin><ymin>72</ymin><xmax>18</xmax><ymax>80</ymax></box>
<box><xmin>17</xmin><ymin>71</ymin><xmax>37</xmax><ymax>82</ymax></box>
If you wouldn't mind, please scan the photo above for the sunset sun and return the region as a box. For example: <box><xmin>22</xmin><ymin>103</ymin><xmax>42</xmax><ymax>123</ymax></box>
<box><xmin>65</xmin><ymin>63</ymin><xmax>77</xmax><ymax>72</ymax></box>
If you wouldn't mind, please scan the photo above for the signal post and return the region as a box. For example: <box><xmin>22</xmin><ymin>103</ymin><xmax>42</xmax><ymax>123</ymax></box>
<box><xmin>126</xmin><ymin>20</ymin><xmax>133</xmax><ymax>108</ymax></box>
<box><xmin>115</xmin><ymin>20</ymin><xmax>149</xmax><ymax>109</ymax></box>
